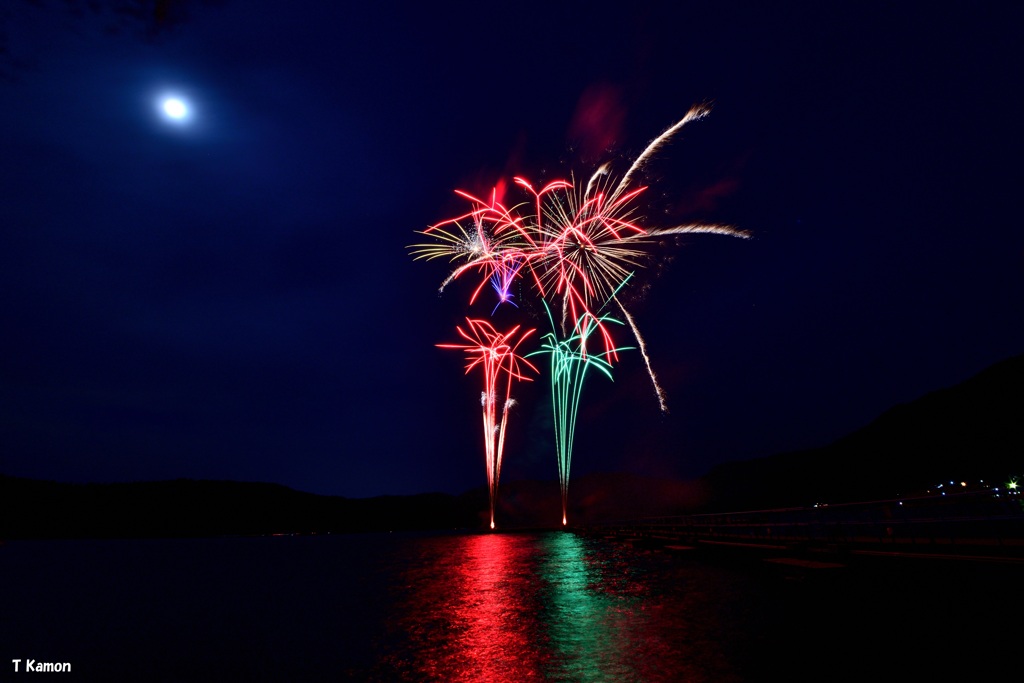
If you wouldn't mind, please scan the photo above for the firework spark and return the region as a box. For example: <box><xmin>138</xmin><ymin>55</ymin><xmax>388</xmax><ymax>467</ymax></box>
<box><xmin>438</xmin><ymin>319</ymin><xmax>538</xmax><ymax>529</ymax></box>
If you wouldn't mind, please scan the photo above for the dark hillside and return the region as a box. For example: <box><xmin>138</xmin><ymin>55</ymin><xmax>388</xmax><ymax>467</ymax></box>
<box><xmin>699</xmin><ymin>353</ymin><xmax>1023</xmax><ymax>511</ymax></box>
<box><xmin>0</xmin><ymin>477</ymin><xmax>479</xmax><ymax>539</ymax></box>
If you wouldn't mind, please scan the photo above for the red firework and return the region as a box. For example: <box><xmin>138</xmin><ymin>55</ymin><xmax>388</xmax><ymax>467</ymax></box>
<box><xmin>438</xmin><ymin>319</ymin><xmax>538</xmax><ymax>529</ymax></box>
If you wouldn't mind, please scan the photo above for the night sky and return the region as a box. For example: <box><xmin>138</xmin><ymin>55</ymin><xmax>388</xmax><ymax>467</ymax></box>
<box><xmin>1</xmin><ymin>1</ymin><xmax>1021</xmax><ymax>498</ymax></box>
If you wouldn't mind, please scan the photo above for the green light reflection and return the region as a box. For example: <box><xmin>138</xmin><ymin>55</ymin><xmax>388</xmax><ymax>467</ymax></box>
<box><xmin>536</xmin><ymin>532</ymin><xmax>641</xmax><ymax>682</ymax></box>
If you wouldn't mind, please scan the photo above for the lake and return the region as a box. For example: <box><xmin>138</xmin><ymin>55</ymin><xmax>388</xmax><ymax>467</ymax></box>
<box><xmin>0</xmin><ymin>530</ymin><xmax>1015</xmax><ymax>681</ymax></box>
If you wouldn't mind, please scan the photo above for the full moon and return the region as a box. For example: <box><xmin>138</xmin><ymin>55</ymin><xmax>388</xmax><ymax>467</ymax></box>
<box><xmin>160</xmin><ymin>96</ymin><xmax>191</xmax><ymax>122</ymax></box>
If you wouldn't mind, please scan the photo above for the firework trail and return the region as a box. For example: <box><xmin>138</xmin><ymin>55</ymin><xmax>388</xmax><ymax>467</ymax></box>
<box><xmin>613</xmin><ymin>103</ymin><xmax>712</xmax><ymax>196</ymax></box>
<box><xmin>609</xmin><ymin>294</ymin><xmax>666</xmax><ymax>411</ymax></box>
<box><xmin>438</xmin><ymin>319</ymin><xmax>538</xmax><ymax>529</ymax></box>
<box><xmin>529</xmin><ymin>300</ymin><xmax>630</xmax><ymax>526</ymax></box>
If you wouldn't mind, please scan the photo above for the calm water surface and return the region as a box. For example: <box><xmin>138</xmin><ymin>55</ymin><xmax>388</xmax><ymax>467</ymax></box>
<box><xmin>0</xmin><ymin>531</ymin><xmax>1014</xmax><ymax>681</ymax></box>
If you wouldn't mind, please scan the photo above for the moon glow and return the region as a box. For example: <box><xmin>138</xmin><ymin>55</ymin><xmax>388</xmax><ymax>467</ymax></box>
<box><xmin>159</xmin><ymin>96</ymin><xmax>191</xmax><ymax>122</ymax></box>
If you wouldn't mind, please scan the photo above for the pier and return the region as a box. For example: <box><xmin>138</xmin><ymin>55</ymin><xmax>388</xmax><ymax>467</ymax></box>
<box><xmin>577</xmin><ymin>488</ymin><xmax>1024</xmax><ymax>564</ymax></box>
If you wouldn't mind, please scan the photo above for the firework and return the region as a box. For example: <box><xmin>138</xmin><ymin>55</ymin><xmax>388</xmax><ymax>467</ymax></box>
<box><xmin>529</xmin><ymin>301</ymin><xmax>630</xmax><ymax>526</ymax></box>
<box><xmin>408</xmin><ymin>187</ymin><xmax>539</xmax><ymax>308</ymax></box>
<box><xmin>411</xmin><ymin>104</ymin><xmax>750</xmax><ymax>411</ymax></box>
<box><xmin>415</xmin><ymin>104</ymin><xmax>748</xmax><ymax>527</ymax></box>
<box><xmin>438</xmin><ymin>319</ymin><xmax>539</xmax><ymax>529</ymax></box>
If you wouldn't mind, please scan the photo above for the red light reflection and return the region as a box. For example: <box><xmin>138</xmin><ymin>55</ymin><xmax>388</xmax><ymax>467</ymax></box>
<box><xmin>385</xmin><ymin>533</ymin><xmax>545</xmax><ymax>681</ymax></box>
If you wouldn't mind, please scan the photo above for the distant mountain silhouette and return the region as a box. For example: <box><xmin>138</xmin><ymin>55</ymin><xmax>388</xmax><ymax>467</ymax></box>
<box><xmin>0</xmin><ymin>472</ymin><xmax>702</xmax><ymax>538</ymax></box>
<box><xmin>0</xmin><ymin>477</ymin><xmax>481</xmax><ymax>539</ymax></box>
<box><xmin>3</xmin><ymin>353</ymin><xmax>1020</xmax><ymax>538</ymax></box>
<box><xmin>698</xmin><ymin>352</ymin><xmax>1023</xmax><ymax>512</ymax></box>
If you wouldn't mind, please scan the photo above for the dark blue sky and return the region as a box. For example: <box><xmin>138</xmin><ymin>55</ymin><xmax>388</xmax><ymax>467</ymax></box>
<box><xmin>1</xmin><ymin>1</ymin><xmax>1021</xmax><ymax>498</ymax></box>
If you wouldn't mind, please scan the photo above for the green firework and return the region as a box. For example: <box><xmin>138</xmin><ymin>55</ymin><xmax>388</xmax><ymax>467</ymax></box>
<box><xmin>530</xmin><ymin>298</ymin><xmax>631</xmax><ymax>525</ymax></box>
